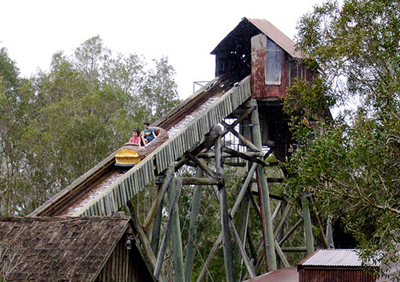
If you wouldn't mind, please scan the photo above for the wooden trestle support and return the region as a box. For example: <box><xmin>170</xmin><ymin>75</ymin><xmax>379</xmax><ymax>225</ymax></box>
<box><xmin>124</xmin><ymin>99</ymin><xmax>319</xmax><ymax>282</ymax></box>
<box><xmin>67</xmin><ymin>77</ymin><xmax>324</xmax><ymax>281</ymax></box>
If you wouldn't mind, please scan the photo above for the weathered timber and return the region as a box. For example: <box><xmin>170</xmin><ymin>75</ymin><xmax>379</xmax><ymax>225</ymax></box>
<box><xmin>302</xmin><ymin>193</ymin><xmax>315</xmax><ymax>255</ymax></box>
<box><xmin>154</xmin><ymin>178</ymin><xmax>182</xmax><ymax>279</ymax></box>
<box><xmin>184</xmin><ymin>168</ymin><xmax>204</xmax><ymax>282</ymax></box>
<box><xmin>169</xmin><ymin>178</ymin><xmax>185</xmax><ymax>282</ymax></box>
<box><xmin>144</xmin><ymin>170</ymin><xmax>173</xmax><ymax>232</ymax></box>
<box><xmin>274</xmin><ymin>240</ymin><xmax>290</xmax><ymax>268</ymax></box>
<box><xmin>197</xmin><ymin>152</ymin><xmax>264</xmax><ymax>158</ymax></box>
<box><xmin>216</xmin><ymin>135</ymin><xmax>235</xmax><ymax>282</ymax></box>
<box><xmin>281</xmin><ymin>247</ymin><xmax>307</xmax><ymax>252</ymax></box>
<box><xmin>230</xmin><ymin>162</ymin><xmax>258</xmax><ymax>216</ymax></box>
<box><xmin>180</xmin><ymin>177</ymin><xmax>220</xmax><ymax>186</ymax></box>
<box><xmin>196</xmin><ymin>233</ymin><xmax>223</xmax><ymax>282</ymax></box>
<box><xmin>186</xmin><ymin>153</ymin><xmax>220</xmax><ymax>180</ymax></box>
<box><xmin>278</xmin><ymin>218</ymin><xmax>304</xmax><ymax>246</ymax></box>
<box><xmin>222</xmin><ymin>146</ymin><xmax>269</xmax><ymax>166</ymax></box>
<box><xmin>229</xmin><ymin>219</ymin><xmax>256</xmax><ymax>278</ymax></box>
<box><xmin>151</xmin><ymin>196</ymin><xmax>163</xmax><ymax>256</ymax></box>
<box><xmin>127</xmin><ymin>201</ymin><xmax>158</xmax><ymax>273</ymax></box>
<box><xmin>221</xmin><ymin>120</ymin><xmax>261</xmax><ymax>153</ymax></box>
<box><xmin>273</xmin><ymin>204</ymin><xmax>292</xmax><ymax>239</ymax></box>
<box><xmin>250</xmin><ymin>98</ymin><xmax>277</xmax><ymax>271</ymax></box>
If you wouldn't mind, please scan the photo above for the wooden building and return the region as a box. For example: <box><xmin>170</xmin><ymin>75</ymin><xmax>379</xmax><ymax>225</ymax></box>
<box><xmin>298</xmin><ymin>249</ymin><xmax>379</xmax><ymax>282</ymax></box>
<box><xmin>212</xmin><ymin>17</ymin><xmax>313</xmax><ymax>160</ymax></box>
<box><xmin>0</xmin><ymin>217</ymin><xmax>155</xmax><ymax>282</ymax></box>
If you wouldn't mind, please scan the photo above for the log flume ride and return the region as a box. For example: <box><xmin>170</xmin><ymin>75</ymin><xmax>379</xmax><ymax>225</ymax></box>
<box><xmin>30</xmin><ymin>74</ymin><xmax>249</xmax><ymax>217</ymax></box>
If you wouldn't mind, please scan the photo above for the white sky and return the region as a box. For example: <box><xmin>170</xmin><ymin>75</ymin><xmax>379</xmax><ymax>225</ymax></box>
<box><xmin>0</xmin><ymin>0</ymin><xmax>325</xmax><ymax>100</ymax></box>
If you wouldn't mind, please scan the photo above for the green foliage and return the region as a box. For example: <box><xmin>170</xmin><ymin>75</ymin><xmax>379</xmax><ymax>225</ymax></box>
<box><xmin>0</xmin><ymin>37</ymin><xmax>180</xmax><ymax>216</ymax></box>
<box><xmin>285</xmin><ymin>0</ymin><xmax>399</xmax><ymax>279</ymax></box>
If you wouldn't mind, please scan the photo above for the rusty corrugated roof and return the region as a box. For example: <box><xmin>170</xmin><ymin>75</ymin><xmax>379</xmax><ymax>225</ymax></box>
<box><xmin>247</xmin><ymin>18</ymin><xmax>304</xmax><ymax>58</ymax></box>
<box><xmin>299</xmin><ymin>249</ymin><xmax>380</xmax><ymax>268</ymax></box>
<box><xmin>242</xmin><ymin>267</ymin><xmax>298</xmax><ymax>282</ymax></box>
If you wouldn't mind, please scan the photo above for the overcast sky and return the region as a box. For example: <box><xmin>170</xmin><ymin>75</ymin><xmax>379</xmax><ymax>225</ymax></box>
<box><xmin>0</xmin><ymin>0</ymin><xmax>325</xmax><ymax>99</ymax></box>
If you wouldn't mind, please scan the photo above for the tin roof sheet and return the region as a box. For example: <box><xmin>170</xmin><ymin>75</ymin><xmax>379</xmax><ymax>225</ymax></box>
<box><xmin>242</xmin><ymin>267</ymin><xmax>298</xmax><ymax>282</ymax></box>
<box><xmin>299</xmin><ymin>249</ymin><xmax>380</xmax><ymax>267</ymax></box>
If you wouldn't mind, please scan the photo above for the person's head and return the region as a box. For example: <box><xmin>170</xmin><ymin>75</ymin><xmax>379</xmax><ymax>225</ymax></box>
<box><xmin>133</xmin><ymin>128</ymin><xmax>140</xmax><ymax>137</ymax></box>
<box><xmin>143</xmin><ymin>122</ymin><xmax>150</xmax><ymax>129</ymax></box>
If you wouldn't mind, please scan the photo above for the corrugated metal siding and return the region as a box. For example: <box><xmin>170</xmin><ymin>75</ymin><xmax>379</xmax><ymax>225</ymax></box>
<box><xmin>299</xmin><ymin>269</ymin><xmax>377</xmax><ymax>282</ymax></box>
<box><xmin>78</xmin><ymin>75</ymin><xmax>252</xmax><ymax>216</ymax></box>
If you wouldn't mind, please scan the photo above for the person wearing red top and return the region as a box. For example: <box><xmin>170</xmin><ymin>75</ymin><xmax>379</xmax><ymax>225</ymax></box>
<box><xmin>129</xmin><ymin>129</ymin><xmax>144</xmax><ymax>146</ymax></box>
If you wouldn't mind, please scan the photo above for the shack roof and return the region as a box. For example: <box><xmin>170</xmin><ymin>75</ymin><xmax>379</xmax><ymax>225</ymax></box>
<box><xmin>298</xmin><ymin>249</ymin><xmax>380</xmax><ymax>268</ymax></box>
<box><xmin>0</xmin><ymin>216</ymin><xmax>131</xmax><ymax>282</ymax></box>
<box><xmin>211</xmin><ymin>17</ymin><xmax>304</xmax><ymax>59</ymax></box>
<box><xmin>242</xmin><ymin>267</ymin><xmax>298</xmax><ymax>282</ymax></box>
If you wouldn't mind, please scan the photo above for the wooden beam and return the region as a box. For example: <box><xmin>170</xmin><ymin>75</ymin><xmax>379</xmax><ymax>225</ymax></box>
<box><xmin>221</xmin><ymin>146</ymin><xmax>269</xmax><ymax>167</ymax></box>
<box><xmin>302</xmin><ymin>193</ymin><xmax>315</xmax><ymax>255</ymax></box>
<box><xmin>274</xmin><ymin>240</ymin><xmax>290</xmax><ymax>268</ymax></box>
<box><xmin>273</xmin><ymin>205</ymin><xmax>292</xmax><ymax>239</ymax></box>
<box><xmin>221</xmin><ymin>120</ymin><xmax>261</xmax><ymax>152</ymax></box>
<box><xmin>186</xmin><ymin>153</ymin><xmax>220</xmax><ymax>180</ymax></box>
<box><xmin>229</xmin><ymin>219</ymin><xmax>256</xmax><ymax>278</ymax></box>
<box><xmin>216</xmin><ymin>135</ymin><xmax>235</xmax><ymax>282</ymax></box>
<box><xmin>195</xmin><ymin>233</ymin><xmax>223</xmax><ymax>282</ymax></box>
<box><xmin>250</xmin><ymin>99</ymin><xmax>277</xmax><ymax>271</ymax></box>
<box><xmin>197</xmin><ymin>152</ymin><xmax>264</xmax><ymax>159</ymax></box>
<box><xmin>184</xmin><ymin>168</ymin><xmax>203</xmax><ymax>282</ymax></box>
<box><xmin>278</xmin><ymin>218</ymin><xmax>304</xmax><ymax>246</ymax></box>
<box><xmin>231</xmin><ymin>162</ymin><xmax>258</xmax><ymax>216</ymax></box>
<box><xmin>144</xmin><ymin>170</ymin><xmax>173</xmax><ymax>232</ymax></box>
<box><xmin>154</xmin><ymin>178</ymin><xmax>182</xmax><ymax>279</ymax></box>
<box><xmin>169</xmin><ymin>178</ymin><xmax>185</xmax><ymax>282</ymax></box>
<box><xmin>127</xmin><ymin>201</ymin><xmax>158</xmax><ymax>274</ymax></box>
<box><xmin>181</xmin><ymin>177</ymin><xmax>220</xmax><ymax>186</ymax></box>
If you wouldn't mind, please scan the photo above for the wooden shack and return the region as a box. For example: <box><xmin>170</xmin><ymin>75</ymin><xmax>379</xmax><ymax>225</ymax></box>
<box><xmin>212</xmin><ymin>17</ymin><xmax>313</xmax><ymax>160</ymax></box>
<box><xmin>297</xmin><ymin>249</ymin><xmax>379</xmax><ymax>282</ymax></box>
<box><xmin>0</xmin><ymin>217</ymin><xmax>155</xmax><ymax>282</ymax></box>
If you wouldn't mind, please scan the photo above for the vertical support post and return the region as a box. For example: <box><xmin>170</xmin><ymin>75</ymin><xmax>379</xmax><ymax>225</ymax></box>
<box><xmin>151</xmin><ymin>197</ymin><xmax>163</xmax><ymax>255</ymax></box>
<box><xmin>154</xmin><ymin>178</ymin><xmax>182</xmax><ymax>280</ymax></box>
<box><xmin>215</xmin><ymin>132</ymin><xmax>235</xmax><ymax>282</ymax></box>
<box><xmin>151</xmin><ymin>168</ymin><xmax>173</xmax><ymax>255</ymax></box>
<box><xmin>326</xmin><ymin>216</ymin><xmax>334</xmax><ymax>248</ymax></box>
<box><xmin>168</xmin><ymin>178</ymin><xmax>185</xmax><ymax>282</ymax></box>
<box><xmin>302</xmin><ymin>193</ymin><xmax>315</xmax><ymax>255</ymax></box>
<box><xmin>249</xmin><ymin>99</ymin><xmax>277</xmax><ymax>271</ymax></box>
<box><xmin>184</xmin><ymin>168</ymin><xmax>203</xmax><ymax>281</ymax></box>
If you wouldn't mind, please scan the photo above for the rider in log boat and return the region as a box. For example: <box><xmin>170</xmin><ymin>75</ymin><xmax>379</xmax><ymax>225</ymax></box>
<box><xmin>115</xmin><ymin>126</ymin><xmax>168</xmax><ymax>167</ymax></box>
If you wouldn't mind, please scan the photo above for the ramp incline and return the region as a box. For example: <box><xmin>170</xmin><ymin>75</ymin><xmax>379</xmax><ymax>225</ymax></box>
<box><xmin>31</xmin><ymin>75</ymin><xmax>251</xmax><ymax>217</ymax></box>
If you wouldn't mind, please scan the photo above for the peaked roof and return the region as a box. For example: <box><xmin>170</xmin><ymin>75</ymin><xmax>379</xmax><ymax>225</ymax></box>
<box><xmin>211</xmin><ymin>17</ymin><xmax>304</xmax><ymax>59</ymax></box>
<box><xmin>0</xmin><ymin>216</ymin><xmax>130</xmax><ymax>282</ymax></box>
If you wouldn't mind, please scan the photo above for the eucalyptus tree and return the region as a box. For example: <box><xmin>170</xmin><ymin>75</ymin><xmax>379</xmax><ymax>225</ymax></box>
<box><xmin>283</xmin><ymin>0</ymin><xmax>399</xmax><ymax>279</ymax></box>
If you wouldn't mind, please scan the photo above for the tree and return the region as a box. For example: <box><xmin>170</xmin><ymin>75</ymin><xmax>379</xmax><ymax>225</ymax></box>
<box><xmin>0</xmin><ymin>48</ymin><xmax>36</xmax><ymax>216</ymax></box>
<box><xmin>0</xmin><ymin>37</ymin><xmax>180</xmax><ymax>216</ymax></box>
<box><xmin>283</xmin><ymin>0</ymin><xmax>399</xmax><ymax>279</ymax></box>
